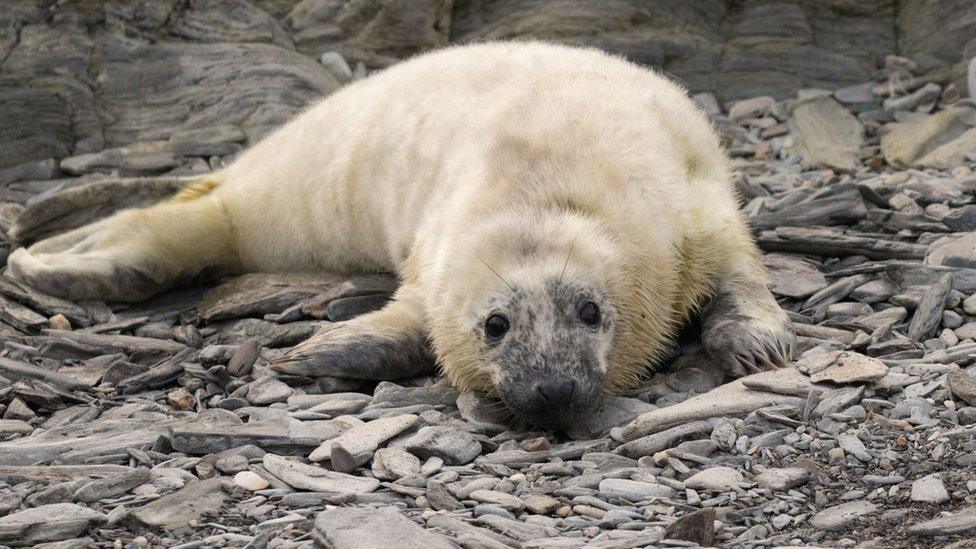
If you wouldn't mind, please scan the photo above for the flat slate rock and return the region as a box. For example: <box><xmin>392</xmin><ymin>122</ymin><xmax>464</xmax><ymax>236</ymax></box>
<box><xmin>598</xmin><ymin>478</ymin><xmax>674</xmax><ymax>501</ymax></box>
<box><xmin>614</xmin><ymin>420</ymin><xmax>713</xmax><ymax>458</ymax></box>
<box><xmin>751</xmin><ymin>184</ymin><xmax>867</xmax><ymax>230</ymax></box>
<box><xmin>36</xmin><ymin>330</ymin><xmax>187</xmax><ymax>356</ymax></box>
<box><xmin>73</xmin><ymin>467</ymin><xmax>151</xmax><ymax>503</ymax></box>
<box><xmin>0</xmin><ymin>357</ymin><xmax>93</xmax><ymax>390</ymax></box>
<box><xmin>763</xmin><ymin>253</ymin><xmax>829</xmax><ymax>299</ymax></box>
<box><xmin>909</xmin><ymin>506</ymin><xmax>976</xmax><ymax>535</ymax></box>
<box><xmin>198</xmin><ymin>272</ymin><xmax>345</xmax><ymax>322</ymax></box>
<box><xmin>0</xmin><ymin>464</ymin><xmax>134</xmax><ymax>484</ymax></box>
<box><xmin>754</xmin><ymin>467</ymin><xmax>810</xmax><ymax>491</ymax></box>
<box><xmin>926</xmin><ymin>233</ymin><xmax>976</xmax><ymax>270</ymax></box>
<box><xmin>810</xmin><ymin>501</ymin><xmax>878</xmax><ymax>531</ymax></box>
<box><xmin>372</xmin><ymin>379</ymin><xmax>459</xmax><ymax>408</ymax></box>
<box><xmin>805</xmin><ymin>351</ymin><xmax>889</xmax><ymax>384</ymax></box>
<box><xmin>789</xmin><ymin>95</ymin><xmax>865</xmax><ymax>171</ymax></box>
<box><xmin>0</xmin><ymin>293</ymin><xmax>48</xmax><ymax>332</ymax></box>
<box><xmin>760</xmin><ymin>227</ymin><xmax>928</xmax><ymax>261</ymax></box>
<box><xmin>308</xmin><ymin>413</ymin><xmax>417</xmax><ymax>461</ymax></box>
<box><xmin>881</xmin><ymin>106</ymin><xmax>976</xmax><ymax>169</ymax></box>
<box><xmin>666</xmin><ymin>508</ymin><xmax>715</xmax><ymax>546</ymax></box>
<box><xmin>474</xmin><ymin>513</ymin><xmax>559</xmax><ymax>541</ymax></box>
<box><xmin>299</xmin><ymin>274</ymin><xmax>399</xmax><ymax>318</ymax></box>
<box><xmin>170</xmin><ymin>417</ymin><xmax>338</xmax><ymax>456</ymax></box>
<box><xmin>206</xmin><ymin>318</ymin><xmax>324</xmax><ymax>348</ymax></box>
<box><xmin>0</xmin><ymin>502</ymin><xmax>107</xmax><ymax>546</ymax></box>
<box><xmin>0</xmin><ymin>419</ymin><xmax>34</xmax><ymax>436</ymax></box>
<box><xmin>0</xmin><ymin>278</ymin><xmax>94</xmax><ymax>327</ymax></box>
<box><xmin>684</xmin><ymin>466</ymin><xmax>746</xmax><ymax>492</ymax></box>
<box><xmin>127</xmin><ymin>477</ymin><xmax>230</xmax><ymax>534</ymax></box>
<box><xmin>398</xmin><ymin>425</ymin><xmax>483</xmax><ymax>465</ymax></box>
<box><xmin>0</xmin><ymin>417</ymin><xmax>176</xmax><ymax>466</ymax></box>
<box><xmin>907</xmin><ymin>272</ymin><xmax>953</xmax><ymax>341</ymax></box>
<box><xmin>910</xmin><ymin>473</ymin><xmax>950</xmax><ymax>503</ymax></box>
<box><xmin>262</xmin><ymin>453</ymin><xmax>380</xmax><ymax>494</ymax></box>
<box><xmin>947</xmin><ymin>369</ymin><xmax>976</xmax><ymax>407</ymax></box>
<box><xmin>372</xmin><ymin>447</ymin><xmax>421</xmax><ymax>480</ymax></box>
<box><xmin>620</xmin><ymin>369</ymin><xmax>806</xmax><ymax>441</ymax></box>
<box><xmin>312</xmin><ymin>506</ymin><xmax>455</xmax><ymax>549</ymax></box>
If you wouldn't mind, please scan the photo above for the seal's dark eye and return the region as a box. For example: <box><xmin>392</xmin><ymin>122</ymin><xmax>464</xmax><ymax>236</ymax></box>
<box><xmin>485</xmin><ymin>314</ymin><xmax>510</xmax><ymax>340</ymax></box>
<box><xmin>579</xmin><ymin>301</ymin><xmax>600</xmax><ymax>326</ymax></box>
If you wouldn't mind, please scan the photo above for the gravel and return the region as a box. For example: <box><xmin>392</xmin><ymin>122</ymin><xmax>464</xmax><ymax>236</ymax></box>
<box><xmin>0</xmin><ymin>9</ymin><xmax>976</xmax><ymax>549</ymax></box>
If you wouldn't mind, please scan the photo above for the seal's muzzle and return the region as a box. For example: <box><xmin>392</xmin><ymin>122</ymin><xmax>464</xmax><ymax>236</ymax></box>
<box><xmin>499</xmin><ymin>363</ymin><xmax>604</xmax><ymax>429</ymax></box>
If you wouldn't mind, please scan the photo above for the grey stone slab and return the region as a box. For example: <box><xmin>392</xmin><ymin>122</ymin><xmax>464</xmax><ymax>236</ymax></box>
<box><xmin>0</xmin><ymin>357</ymin><xmax>93</xmax><ymax>390</ymax></box>
<box><xmin>0</xmin><ymin>503</ymin><xmax>106</xmax><ymax>546</ymax></box>
<box><xmin>261</xmin><ymin>454</ymin><xmax>380</xmax><ymax>494</ymax></box>
<box><xmin>909</xmin><ymin>506</ymin><xmax>976</xmax><ymax>535</ymax></box>
<box><xmin>198</xmin><ymin>272</ymin><xmax>345</xmax><ymax>322</ymax></box>
<box><xmin>788</xmin><ymin>96</ymin><xmax>864</xmax><ymax>171</ymax></box>
<box><xmin>170</xmin><ymin>417</ymin><xmax>341</xmax><ymax>456</ymax></box>
<box><xmin>620</xmin><ymin>369</ymin><xmax>806</xmax><ymax>440</ymax></box>
<box><xmin>127</xmin><ymin>477</ymin><xmax>230</xmax><ymax>534</ymax></box>
<box><xmin>312</xmin><ymin>506</ymin><xmax>455</xmax><ymax>549</ymax></box>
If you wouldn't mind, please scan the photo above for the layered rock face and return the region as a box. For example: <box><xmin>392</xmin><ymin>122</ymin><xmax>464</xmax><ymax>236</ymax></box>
<box><xmin>1</xmin><ymin>0</ymin><xmax>975</xmax><ymax>171</ymax></box>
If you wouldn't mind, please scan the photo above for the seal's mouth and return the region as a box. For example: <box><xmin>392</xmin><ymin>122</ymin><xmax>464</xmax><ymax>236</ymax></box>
<box><xmin>498</xmin><ymin>372</ymin><xmax>604</xmax><ymax>430</ymax></box>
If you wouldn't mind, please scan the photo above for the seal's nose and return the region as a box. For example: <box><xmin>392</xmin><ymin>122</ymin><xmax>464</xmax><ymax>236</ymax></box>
<box><xmin>499</xmin><ymin>371</ymin><xmax>602</xmax><ymax>429</ymax></box>
<box><xmin>535</xmin><ymin>379</ymin><xmax>576</xmax><ymax>409</ymax></box>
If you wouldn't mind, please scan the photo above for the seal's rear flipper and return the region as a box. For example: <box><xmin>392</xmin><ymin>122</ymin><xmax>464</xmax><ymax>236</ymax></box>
<box><xmin>272</xmin><ymin>286</ymin><xmax>436</xmax><ymax>380</ymax></box>
<box><xmin>4</xmin><ymin>181</ymin><xmax>238</xmax><ymax>302</ymax></box>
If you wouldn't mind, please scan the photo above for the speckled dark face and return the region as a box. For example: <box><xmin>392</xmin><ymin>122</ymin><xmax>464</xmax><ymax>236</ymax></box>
<box><xmin>478</xmin><ymin>280</ymin><xmax>614</xmax><ymax>429</ymax></box>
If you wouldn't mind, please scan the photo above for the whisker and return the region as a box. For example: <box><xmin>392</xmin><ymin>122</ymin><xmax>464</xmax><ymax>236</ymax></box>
<box><xmin>557</xmin><ymin>234</ymin><xmax>578</xmax><ymax>285</ymax></box>
<box><xmin>476</xmin><ymin>255</ymin><xmax>516</xmax><ymax>294</ymax></box>
<box><xmin>483</xmin><ymin>402</ymin><xmax>515</xmax><ymax>420</ymax></box>
<box><xmin>443</xmin><ymin>261</ymin><xmax>514</xmax><ymax>297</ymax></box>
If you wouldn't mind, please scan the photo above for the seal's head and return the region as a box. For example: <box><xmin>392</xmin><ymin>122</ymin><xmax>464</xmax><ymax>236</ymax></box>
<box><xmin>429</xmin><ymin>207</ymin><xmax>667</xmax><ymax>430</ymax></box>
<box><xmin>476</xmin><ymin>275</ymin><xmax>614</xmax><ymax>428</ymax></box>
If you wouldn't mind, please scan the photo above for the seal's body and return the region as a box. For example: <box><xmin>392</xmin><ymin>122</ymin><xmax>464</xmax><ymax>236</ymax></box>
<box><xmin>7</xmin><ymin>42</ymin><xmax>794</xmax><ymax>428</ymax></box>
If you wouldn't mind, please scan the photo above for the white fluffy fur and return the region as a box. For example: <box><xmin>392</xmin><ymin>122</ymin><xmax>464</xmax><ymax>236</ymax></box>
<box><xmin>8</xmin><ymin>42</ymin><xmax>784</xmax><ymax>392</ymax></box>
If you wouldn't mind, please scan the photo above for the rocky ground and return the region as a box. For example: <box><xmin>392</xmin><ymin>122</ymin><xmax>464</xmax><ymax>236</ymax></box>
<box><xmin>3</xmin><ymin>2</ymin><xmax>976</xmax><ymax>549</ymax></box>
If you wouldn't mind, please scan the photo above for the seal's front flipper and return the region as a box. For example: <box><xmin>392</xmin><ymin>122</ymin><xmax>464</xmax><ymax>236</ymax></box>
<box><xmin>272</xmin><ymin>286</ymin><xmax>435</xmax><ymax>379</ymax></box>
<box><xmin>700</xmin><ymin>274</ymin><xmax>795</xmax><ymax>377</ymax></box>
<box><xmin>692</xmin><ymin>215</ymin><xmax>796</xmax><ymax>378</ymax></box>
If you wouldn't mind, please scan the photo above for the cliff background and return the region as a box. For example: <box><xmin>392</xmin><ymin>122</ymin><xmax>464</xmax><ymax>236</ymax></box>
<box><xmin>1</xmin><ymin>0</ymin><xmax>975</xmax><ymax>172</ymax></box>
